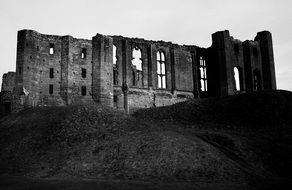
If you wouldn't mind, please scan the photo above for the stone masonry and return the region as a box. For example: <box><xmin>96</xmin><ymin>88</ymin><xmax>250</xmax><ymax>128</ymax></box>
<box><xmin>0</xmin><ymin>29</ymin><xmax>276</xmax><ymax>115</ymax></box>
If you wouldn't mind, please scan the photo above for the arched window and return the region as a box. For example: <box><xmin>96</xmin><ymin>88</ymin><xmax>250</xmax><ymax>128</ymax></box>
<box><xmin>132</xmin><ymin>47</ymin><xmax>142</xmax><ymax>71</ymax></box>
<box><xmin>234</xmin><ymin>67</ymin><xmax>241</xmax><ymax>91</ymax></box>
<box><xmin>253</xmin><ymin>69</ymin><xmax>262</xmax><ymax>91</ymax></box>
<box><xmin>157</xmin><ymin>50</ymin><xmax>166</xmax><ymax>88</ymax></box>
<box><xmin>199</xmin><ymin>57</ymin><xmax>207</xmax><ymax>91</ymax></box>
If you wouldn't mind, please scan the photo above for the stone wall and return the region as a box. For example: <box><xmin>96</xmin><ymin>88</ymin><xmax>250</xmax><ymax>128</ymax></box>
<box><xmin>92</xmin><ymin>34</ymin><xmax>113</xmax><ymax>107</ymax></box>
<box><xmin>15</xmin><ymin>30</ymin><xmax>65</xmax><ymax>106</ymax></box>
<box><xmin>209</xmin><ymin>30</ymin><xmax>276</xmax><ymax>97</ymax></box>
<box><xmin>243</xmin><ymin>41</ymin><xmax>263</xmax><ymax>92</ymax></box>
<box><xmin>15</xmin><ymin>30</ymin><xmax>95</xmax><ymax>107</ymax></box>
<box><xmin>111</xmin><ymin>36</ymin><xmax>197</xmax><ymax>112</ymax></box>
<box><xmin>0</xmin><ymin>29</ymin><xmax>277</xmax><ymax>114</ymax></box>
<box><xmin>67</xmin><ymin>36</ymin><xmax>93</xmax><ymax>105</ymax></box>
<box><xmin>1</xmin><ymin>72</ymin><xmax>15</xmax><ymax>92</ymax></box>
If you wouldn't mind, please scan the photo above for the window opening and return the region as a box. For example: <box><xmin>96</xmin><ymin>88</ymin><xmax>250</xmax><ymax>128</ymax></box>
<box><xmin>199</xmin><ymin>57</ymin><xmax>207</xmax><ymax>91</ymax></box>
<box><xmin>132</xmin><ymin>47</ymin><xmax>142</xmax><ymax>71</ymax></box>
<box><xmin>113</xmin><ymin>95</ymin><xmax>117</xmax><ymax>103</ymax></box>
<box><xmin>157</xmin><ymin>50</ymin><xmax>166</xmax><ymax>88</ymax></box>
<box><xmin>49</xmin><ymin>84</ymin><xmax>53</xmax><ymax>94</ymax></box>
<box><xmin>82</xmin><ymin>68</ymin><xmax>86</xmax><ymax>78</ymax></box>
<box><xmin>113</xmin><ymin>45</ymin><xmax>117</xmax><ymax>64</ymax></box>
<box><xmin>49</xmin><ymin>43</ymin><xmax>54</xmax><ymax>55</ymax></box>
<box><xmin>81</xmin><ymin>86</ymin><xmax>86</xmax><ymax>96</ymax></box>
<box><xmin>234</xmin><ymin>67</ymin><xmax>241</xmax><ymax>91</ymax></box>
<box><xmin>81</xmin><ymin>48</ymin><xmax>87</xmax><ymax>59</ymax></box>
<box><xmin>50</xmin><ymin>68</ymin><xmax>54</xmax><ymax>78</ymax></box>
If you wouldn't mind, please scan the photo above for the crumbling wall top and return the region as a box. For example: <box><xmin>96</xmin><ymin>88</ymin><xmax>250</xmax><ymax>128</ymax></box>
<box><xmin>1</xmin><ymin>72</ymin><xmax>15</xmax><ymax>92</ymax></box>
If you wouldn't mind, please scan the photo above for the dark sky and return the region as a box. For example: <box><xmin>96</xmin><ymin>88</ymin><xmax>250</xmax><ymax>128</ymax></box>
<box><xmin>0</xmin><ymin>0</ymin><xmax>291</xmax><ymax>90</ymax></box>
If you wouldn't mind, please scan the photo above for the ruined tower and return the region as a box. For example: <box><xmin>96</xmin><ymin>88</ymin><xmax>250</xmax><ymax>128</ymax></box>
<box><xmin>0</xmin><ymin>29</ymin><xmax>277</xmax><ymax>114</ymax></box>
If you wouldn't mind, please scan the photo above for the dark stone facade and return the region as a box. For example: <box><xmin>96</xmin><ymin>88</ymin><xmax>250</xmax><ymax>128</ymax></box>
<box><xmin>0</xmin><ymin>29</ymin><xmax>276</xmax><ymax>114</ymax></box>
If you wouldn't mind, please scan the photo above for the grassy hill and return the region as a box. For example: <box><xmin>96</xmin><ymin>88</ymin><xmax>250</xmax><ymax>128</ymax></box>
<box><xmin>0</xmin><ymin>90</ymin><xmax>292</xmax><ymax>189</ymax></box>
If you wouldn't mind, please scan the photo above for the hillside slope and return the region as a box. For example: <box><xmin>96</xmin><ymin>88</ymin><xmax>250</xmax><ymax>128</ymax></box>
<box><xmin>134</xmin><ymin>90</ymin><xmax>292</xmax><ymax>179</ymax></box>
<box><xmin>134</xmin><ymin>90</ymin><xmax>292</xmax><ymax>127</ymax></box>
<box><xmin>0</xmin><ymin>90</ymin><xmax>292</xmax><ymax>189</ymax></box>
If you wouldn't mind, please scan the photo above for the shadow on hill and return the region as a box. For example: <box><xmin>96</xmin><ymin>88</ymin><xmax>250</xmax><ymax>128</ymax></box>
<box><xmin>0</xmin><ymin>90</ymin><xmax>292</xmax><ymax>189</ymax></box>
<box><xmin>134</xmin><ymin>90</ymin><xmax>292</xmax><ymax>128</ymax></box>
<box><xmin>133</xmin><ymin>90</ymin><xmax>292</xmax><ymax>185</ymax></box>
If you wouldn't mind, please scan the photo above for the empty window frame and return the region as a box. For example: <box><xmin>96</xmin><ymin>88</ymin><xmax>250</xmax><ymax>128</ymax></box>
<box><xmin>50</xmin><ymin>68</ymin><xmax>54</xmax><ymax>78</ymax></box>
<box><xmin>157</xmin><ymin>50</ymin><xmax>166</xmax><ymax>88</ymax></box>
<box><xmin>49</xmin><ymin>84</ymin><xmax>53</xmax><ymax>94</ymax></box>
<box><xmin>81</xmin><ymin>68</ymin><xmax>86</xmax><ymax>78</ymax></box>
<box><xmin>49</xmin><ymin>43</ymin><xmax>54</xmax><ymax>55</ymax></box>
<box><xmin>81</xmin><ymin>86</ymin><xmax>86</xmax><ymax>96</ymax></box>
<box><xmin>81</xmin><ymin>48</ymin><xmax>87</xmax><ymax>59</ymax></box>
<box><xmin>199</xmin><ymin>57</ymin><xmax>207</xmax><ymax>91</ymax></box>
<box><xmin>234</xmin><ymin>67</ymin><xmax>241</xmax><ymax>91</ymax></box>
<box><xmin>132</xmin><ymin>47</ymin><xmax>142</xmax><ymax>71</ymax></box>
<box><xmin>113</xmin><ymin>45</ymin><xmax>118</xmax><ymax>85</ymax></box>
<box><xmin>113</xmin><ymin>44</ymin><xmax>117</xmax><ymax>65</ymax></box>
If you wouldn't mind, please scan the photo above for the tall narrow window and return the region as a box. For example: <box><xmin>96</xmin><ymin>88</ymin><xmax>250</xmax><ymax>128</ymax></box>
<box><xmin>49</xmin><ymin>43</ymin><xmax>54</xmax><ymax>55</ymax></box>
<box><xmin>81</xmin><ymin>48</ymin><xmax>87</xmax><ymax>59</ymax></box>
<box><xmin>49</xmin><ymin>84</ymin><xmax>53</xmax><ymax>94</ymax></box>
<box><xmin>81</xmin><ymin>68</ymin><xmax>86</xmax><ymax>78</ymax></box>
<box><xmin>199</xmin><ymin>57</ymin><xmax>207</xmax><ymax>91</ymax></box>
<box><xmin>113</xmin><ymin>44</ymin><xmax>118</xmax><ymax>85</ymax></box>
<box><xmin>81</xmin><ymin>86</ymin><xmax>86</xmax><ymax>96</ymax></box>
<box><xmin>50</xmin><ymin>68</ymin><xmax>54</xmax><ymax>78</ymax></box>
<box><xmin>157</xmin><ymin>50</ymin><xmax>166</xmax><ymax>88</ymax></box>
<box><xmin>132</xmin><ymin>47</ymin><xmax>142</xmax><ymax>71</ymax></box>
<box><xmin>131</xmin><ymin>47</ymin><xmax>143</xmax><ymax>86</ymax></box>
<box><xmin>18</xmin><ymin>67</ymin><xmax>22</xmax><ymax>75</ymax></box>
<box><xmin>113</xmin><ymin>95</ymin><xmax>118</xmax><ymax>103</ymax></box>
<box><xmin>113</xmin><ymin>45</ymin><xmax>117</xmax><ymax>65</ymax></box>
<box><xmin>234</xmin><ymin>67</ymin><xmax>241</xmax><ymax>91</ymax></box>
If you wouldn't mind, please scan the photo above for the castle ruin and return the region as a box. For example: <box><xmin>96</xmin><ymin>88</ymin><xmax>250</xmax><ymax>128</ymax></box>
<box><xmin>0</xmin><ymin>29</ymin><xmax>276</xmax><ymax>116</ymax></box>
